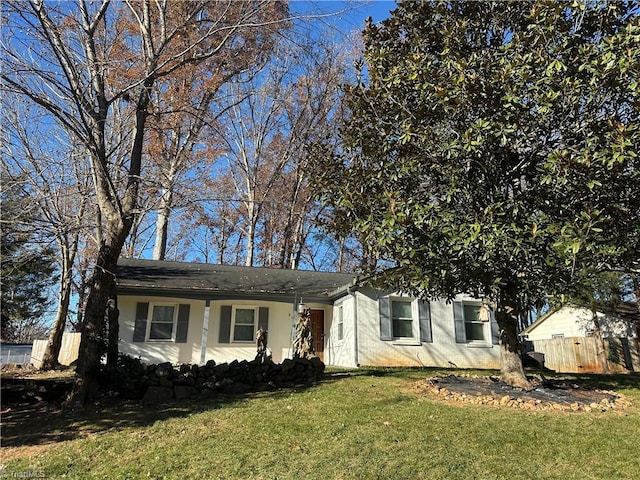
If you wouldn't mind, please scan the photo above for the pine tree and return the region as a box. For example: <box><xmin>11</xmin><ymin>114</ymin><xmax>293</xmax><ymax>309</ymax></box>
<box><xmin>1</xmin><ymin>177</ymin><xmax>57</xmax><ymax>343</ymax></box>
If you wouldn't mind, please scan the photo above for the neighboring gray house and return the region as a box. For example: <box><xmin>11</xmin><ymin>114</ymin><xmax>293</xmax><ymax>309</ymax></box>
<box><xmin>116</xmin><ymin>258</ymin><xmax>501</xmax><ymax>369</ymax></box>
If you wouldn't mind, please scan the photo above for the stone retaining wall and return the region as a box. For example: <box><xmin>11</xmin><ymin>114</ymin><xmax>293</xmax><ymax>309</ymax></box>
<box><xmin>99</xmin><ymin>356</ymin><xmax>325</xmax><ymax>405</ymax></box>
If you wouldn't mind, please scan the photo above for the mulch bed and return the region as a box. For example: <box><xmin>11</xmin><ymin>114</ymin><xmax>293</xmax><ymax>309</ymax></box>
<box><xmin>408</xmin><ymin>374</ymin><xmax>633</xmax><ymax>413</ymax></box>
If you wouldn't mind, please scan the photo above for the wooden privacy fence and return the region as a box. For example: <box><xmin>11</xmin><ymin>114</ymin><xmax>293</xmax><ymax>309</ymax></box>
<box><xmin>531</xmin><ymin>337</ymin><xmax>640</xmax><ymax>374</ymax></box>
<box><xmin>31</xmin><ymin>332</ymin><xmax>81</xmax><ymax>369</ymax></box>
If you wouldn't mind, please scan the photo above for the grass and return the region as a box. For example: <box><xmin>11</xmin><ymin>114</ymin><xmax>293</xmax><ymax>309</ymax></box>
<box><xmin>2</xmin><ymin>367</ymin><xmax>640</xmax><ymax>480</ymax></box>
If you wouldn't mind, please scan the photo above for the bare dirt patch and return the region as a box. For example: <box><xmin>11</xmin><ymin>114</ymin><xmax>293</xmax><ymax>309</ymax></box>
<box><xmin>408</xmin><ymin>374</ymin><xmax>633</xmax><ymax>413</ymax></box>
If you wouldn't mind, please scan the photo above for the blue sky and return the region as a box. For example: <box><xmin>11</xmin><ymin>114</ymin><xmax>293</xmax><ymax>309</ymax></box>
<box><xmin>291</xmin><ymin>1</ymin><xmax>396</xmax><ymax>34</ymax></box>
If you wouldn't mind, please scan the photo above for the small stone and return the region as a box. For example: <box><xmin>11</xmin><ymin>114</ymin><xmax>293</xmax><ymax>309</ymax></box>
<box><xmin>174</xmin><ymin>385</ymin><xmax>198</xmax><ymax>400</ymax></box>
<box><xmin>281</xmin><ymin>358</ymin><xmax>296</xmax><ymax>372</ymax></box>
<box><xmin>143</xmin><ymin>386</ymin><xmax>173</xmax><ymax>405</ymax></box>
<box><xmin>222</xmin><ymin>382</ymin><xmax>251</xmax><ymax>395</ymax></box>
<box><xmin>214</xmin><ymin>363</ymin><xmax>230</xmax><ymax>375</ymax></box>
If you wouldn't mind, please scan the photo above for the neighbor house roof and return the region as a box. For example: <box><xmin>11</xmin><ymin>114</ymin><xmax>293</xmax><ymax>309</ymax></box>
<box><xmin>520</xmin><ymin>302</ymin><xmax>640</xmax><ymax>337</ymax></box>
<box><xmin>519</xmin><ymin>309</ymin><xmax>555</xmax><ymax>337</ymax></box>
<box><xmin>116</xmin><ymin>258</ymin><xmax>357</xmax><ymax>303</ymax></box>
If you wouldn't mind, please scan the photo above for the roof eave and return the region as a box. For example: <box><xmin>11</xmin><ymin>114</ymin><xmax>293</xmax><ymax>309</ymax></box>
<box><xmin>117</xmin><ymin>285</ymin><xmax>335</xmax><ymax>305</ymax></box>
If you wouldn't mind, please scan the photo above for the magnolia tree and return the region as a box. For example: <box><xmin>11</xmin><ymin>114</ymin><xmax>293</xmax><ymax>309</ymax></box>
<box><xmin>315</xmin><ymin>1</ymin><xmax>640</xmax><ymax>387</ymax></box>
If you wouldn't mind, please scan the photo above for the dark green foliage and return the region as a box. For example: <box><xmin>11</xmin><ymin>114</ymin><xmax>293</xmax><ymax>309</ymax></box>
<box><xmin>316</xmin><ymin>0</ymin><xmax>640</xmax><ymax>313</ymax></box>
<box><xmin>1</xmin><ymin>177</ymin><xmax>57</xmax><ymax>342</ymax></box>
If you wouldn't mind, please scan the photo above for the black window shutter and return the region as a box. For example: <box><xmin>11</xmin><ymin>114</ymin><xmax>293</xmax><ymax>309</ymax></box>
<box><xmin>175</xmin><ymin>304</ymin><xmax>190</xmax><ymax>343</ymax></box>
<box><xmin>489</xmin><ymin>308</ymin><xmax>499</xmax><ymax>345</ymax></box>
<box><xmin>418</xmin><ymin>300</ymin><xmax>432</xmax><ymax>343</ymax></box>
<box><xmin>453</xmin><ymin>301</ymin><xmax>466</xmax><ymax>343</ymax></box>
<box><xmin>133</xmin><ymin>302</ymin><xmax>149</xmax><ymax>342</ymax></box>
<box><xmin>258</xmin><ymin>307</ymin><xmax>269</xmax><ymax>331</ymax></box>
<box><xmin>379</xmin><ymin>297</ymin><xmax>392</xmax><ymax>340</ymax></box>
<box><xmin>219</xmin><ymin>305</ymin><xmax>232</xmax><ymax>343</ymax></box>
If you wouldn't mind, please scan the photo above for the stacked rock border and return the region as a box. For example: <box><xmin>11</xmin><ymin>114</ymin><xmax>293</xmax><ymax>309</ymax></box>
<box><xmin>408</xmin><ymin>375</ymin><xmax>633</xmax><ymax>413</ymax></box>
<box><xmin>99</xmin><ymin>355</ymin><xmax>325</xmax><ymax>405</ymax></box>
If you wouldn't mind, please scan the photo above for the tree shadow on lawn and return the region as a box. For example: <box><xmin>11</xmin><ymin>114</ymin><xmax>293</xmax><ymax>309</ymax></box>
<box><xmin>546</xmin><ymin>372</ymin><xmax>640</xmax><ymax>395</ymax></box>
<box><xmin>3</xmin><ymin>369</ymin><xmax>636</xmax><ymax>450</ymax></box>
<box><xmin>329</xmin><ymin>367</ymin><xmax>639</xmax><ymax>410</ymax></box>
<box><xmin>0</xmin><ymin>374</ymin><xmax>346</xmax><ymax>449</ymax></box>
<box><xmin>331</xmin><ymin>366</ymin><xmax>464</xmax><ymax>380</ymax></box>
<box><xmin>350</xmin><ymin>365</ymin><xmax>640</xmax><ymax>394</ymax></box>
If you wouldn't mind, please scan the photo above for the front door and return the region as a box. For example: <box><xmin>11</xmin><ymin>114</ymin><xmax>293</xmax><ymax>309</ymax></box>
<box><xmin>310</xmin><ymin>309</ymin><xmax>325</xmax><ymax>361</ymax></box>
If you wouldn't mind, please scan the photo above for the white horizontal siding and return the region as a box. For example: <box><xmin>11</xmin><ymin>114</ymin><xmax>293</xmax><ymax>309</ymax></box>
<box><xmin>355</xmin><ymin>291</ymin><xmax>500</xmax><ymax>370</ymax></box>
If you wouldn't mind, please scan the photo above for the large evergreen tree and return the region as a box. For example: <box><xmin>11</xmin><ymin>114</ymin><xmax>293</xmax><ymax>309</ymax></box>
<box><xmin>315</xmin><ymin>1</ymin><xmax>639</xmax><ymax>387</ymax></box>
<box><xmin>1</xmin><ymin>177</ymin><xmax>57</xmax><ymax>343</ymax></box>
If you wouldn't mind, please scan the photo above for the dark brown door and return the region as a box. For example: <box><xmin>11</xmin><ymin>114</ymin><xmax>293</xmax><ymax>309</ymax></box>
<box><xmin>310</xmin><ymin>309</ymin><xmax>325</xmax><ymax>361</ymax></box>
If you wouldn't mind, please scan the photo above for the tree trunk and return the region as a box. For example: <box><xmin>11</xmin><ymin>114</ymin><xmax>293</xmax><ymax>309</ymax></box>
<box><xmin>40</xmin><ymin>246</ymin><xmax>75</xmax><ymax>370</ymax></box>
<box><xmin>338</xmin><ymin>238</ymin><xmax>345</xmax><ymax>272</ymax></box>
<box><xmin>106</xmin><ymin>282</ymin><xmax>120</xmax><ymax>367</ymax></box>
<box><xmin>290</xmin><ymin>213</ymin><xmax>306</xmax><ymax>270</ymax></box>
<box><xmin>496</xmin><ymin>286</ymin><xmax>532</xmax><ymax>389</ymax></box>
<box><xmin>68</xmin><ymin>237</ymin><xmax>125</xmax><ymax>405</ymax></box>
<box><xmin>591</xmin><ymin>310</ymin><xmax>610</xmax><ymax>373</ymax></box>
<box><xmin>153</xmin><ymin>188</ymin><xmax>172</xmax><ymax>260</ymax></box>
<box><xmin>633</xmin><ymin>278</ymin><xmax>640</xmax><ymax>372</ymax></box>
<box><xmin>245</xmin><ymin>200</ymin><xmax>258</xmax><ymax>267</ymax></box>
<box><xmin>40</xmin><ymin>270</ymin><xmax>73</xmax><ymax>370</ymax></box>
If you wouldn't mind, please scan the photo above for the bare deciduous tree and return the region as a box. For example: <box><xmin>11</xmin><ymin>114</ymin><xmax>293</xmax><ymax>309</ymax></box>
<box><xmin>2</xmin><ymin>0</ymin><xmax>289</xmax><ymax>403</ymax></box>
<box><xmin>211</xmin><ymin>32</ymin><xmax>352</xmax><ymax>268</ymax></box>
<box><xmin>3</xmin><ymin>99</ymin><xmax>94</xmax><ymax>370</ymax></box>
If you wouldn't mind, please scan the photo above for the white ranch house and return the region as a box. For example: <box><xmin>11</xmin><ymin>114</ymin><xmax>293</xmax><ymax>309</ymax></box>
<box><xmin>116</xmin><ymin>258</ymin><xmax>501</xmax><ymax>369</ymax></box>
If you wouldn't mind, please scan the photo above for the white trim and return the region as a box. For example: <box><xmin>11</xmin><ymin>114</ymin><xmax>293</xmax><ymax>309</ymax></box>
<box><xmin>462</xmin><ymin>302</ymin><xmax>491</xmax><ymax>346</ymax></box>
<box><xmin>390</xmin><ymin>296</ymin><xmax>419</xmax><ymax>341</ymax></box>
<box><xmin>146</xmin><ymin>302</ymin><xmax>178</xmax><ymax>342</ymax></box>
<box><xmin>231</xmin><ymin>305</ymin><xmax>258</xmax><ymax>343</ymax></box>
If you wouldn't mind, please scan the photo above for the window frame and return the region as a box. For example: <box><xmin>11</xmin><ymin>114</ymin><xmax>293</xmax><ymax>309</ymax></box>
<box><xmin>146</xmin><ymin>303</ymin><xmax>178</xmax><ymax>342</ymax></box>
<box><xmin>231</xmin><ymin>305</ymin><xmax>258</xmax><ymax>343</ymax></box>
<box><xmin>336</xmin><ymin>305</ymin><xmax>344</xmax><ymax>341</ymax></box>
<box><xmin>462</xmin><ymin>302</ymin><xmax>490</xmax><ymax>345</ymax></box>
<box><xmin>390</xmin><ymin>297</ymin><xmax>418</xmax><ymax>340</ymax></box>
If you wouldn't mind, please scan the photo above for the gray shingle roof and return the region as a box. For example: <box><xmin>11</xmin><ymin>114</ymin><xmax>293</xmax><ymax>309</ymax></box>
<box><xmin>116</xmin><ymin>258</ymin><xmax>356</xmax><ymax>301</ymax></box>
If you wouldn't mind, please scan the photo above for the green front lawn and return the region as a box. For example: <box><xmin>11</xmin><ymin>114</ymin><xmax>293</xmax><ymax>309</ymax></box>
<box><xmin>3</xmin><ymin>368</ymin><xmax>639</xmax><ymax>480</ymax></box>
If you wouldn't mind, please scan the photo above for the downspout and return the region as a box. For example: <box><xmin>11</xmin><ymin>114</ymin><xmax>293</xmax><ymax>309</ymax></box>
<box><xmin>200</xmin><ymin>299</ymin><xmax>211</xmax><ymax>365</ymax></box>
<box><xmin>348</xmin><ymin>286</ymin><xmax>360</xmax><ymax>367</ymax></box>
<box><xmin>289</xmin><ymin>293</ymin><xmax>298</xmax><ymax>359</ymax></box>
